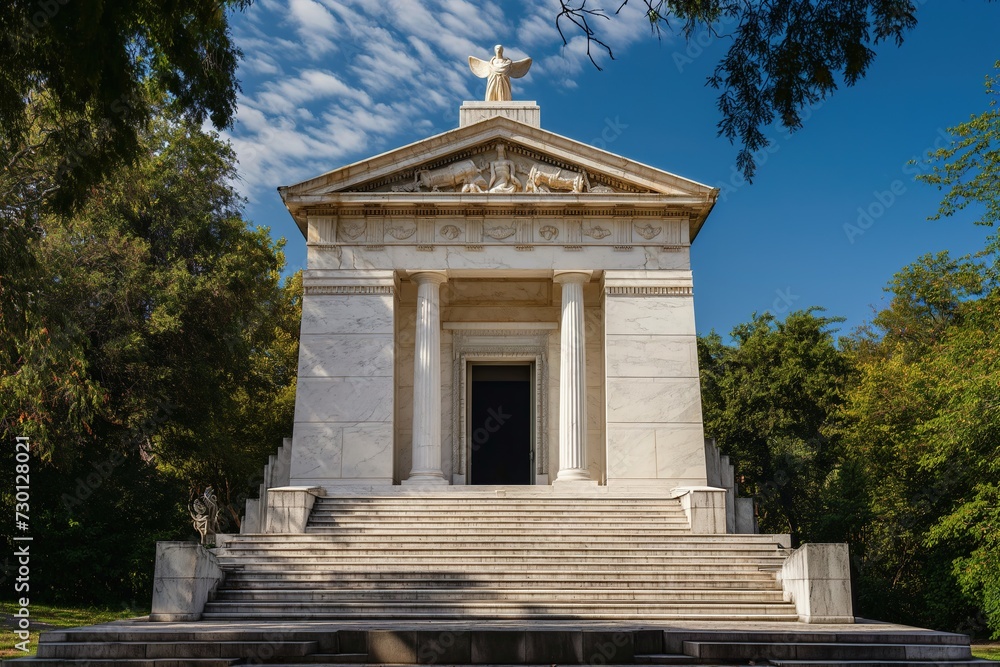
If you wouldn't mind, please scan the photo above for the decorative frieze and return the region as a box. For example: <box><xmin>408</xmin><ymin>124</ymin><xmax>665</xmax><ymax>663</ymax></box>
<box><xmin>605</xmin><ymin>285</ymin><xmax>693</xmax><ymax>296</ymax></box>
<box><xmin>304</xmin><ymin>285</ymin><xmax>395</xmax><ymax>295</ymax></box>
<box><xmin>322</xmin><ymin>213</ymin><xmax>691</xmax><ymax>251</ymax></box>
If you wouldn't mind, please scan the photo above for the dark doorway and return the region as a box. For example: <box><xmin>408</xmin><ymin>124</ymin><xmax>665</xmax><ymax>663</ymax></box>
<box><xmin>469</xmin><ymin>364</ymin><xmax>532</xmax><ymax>485</ymax></box>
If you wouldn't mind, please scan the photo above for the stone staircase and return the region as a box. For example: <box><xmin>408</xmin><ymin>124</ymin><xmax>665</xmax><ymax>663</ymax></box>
<box><xmin>8</xmin><ymin>494</ymin><xmax>987</xmax><ymax>666</ymax></box>
<box><xmin>203</xmin><ymin>494</ymin><xmax>800</xmax><ymax>621</ymax></box>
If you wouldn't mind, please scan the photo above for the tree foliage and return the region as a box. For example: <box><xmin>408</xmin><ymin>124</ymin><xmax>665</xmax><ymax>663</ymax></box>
<box><xmin>699</xmin><ymin>309</ymin><xmax>851</xmax><ymax>541</ymax></box>
<box><xmin>919</xmin><ymin>61</ymin><xmax>1000</xmax><ymax>226</ymax></box>
<box><xmin>839</xmin><ymin>243</ymin><xmax>1000</xmax><ymax>635</ymax></box>
<box><xmin>557</xmin><ymin>1</ymin><xmax>994</xmax><ymax>181</ymax></box>
<box><xmin>0</xmin><ymin>0</ymin><xmax>251</xmax><ymax>365</ymax></box>
<box><xmin>0</xmin><ymin>105</ymin><xmax>299</xmax><ymax>603</ymax></box>
<box><xmin>0</xmin><ymin>0</ymin><xmax>248</xmax><ymax>213</ymax></box>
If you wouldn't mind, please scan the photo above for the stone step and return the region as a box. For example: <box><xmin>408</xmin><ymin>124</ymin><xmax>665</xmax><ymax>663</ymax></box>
<box><xmin>201</xmin><ymin>600</ymin><xmax>797</xmax><ymax>614</ymax></box>
<box><xmin>215</xmin><ymin>553</ymin><xmax>788</xmax><ymax>565</ymax></box>
<box><xmin>269</xmin><ymin>654</ymin><xmax>368</xmax><ymax>665</ymax></box>
<box><xmin>236</xmin><ymin>530</ymin><xmax>768</xmax><ymax>539</ymax></box>
<box><xmin>216</xmin><ymin>545</ymin><xmax>786</xmax><ymax>556</ymax></box>
<box><xmin>308</xmin><ymin>511</ymin><xmax>687</xmax><ymax>520</ymax></box>
<box><xmin>200</xmin><ymin>609</ymin><xmax>802</xmax><ymax>621</ymax></box>
<box><xmin>220</xmin><ymin>537</ymin><xmax>779</xmax><ymax>549</ymax></box>
<box><xmin>302</xmin><ymin>521</ymin><xmax>691</xmax><ymax>538</ymax></box>
<box><xmin>219</xmin><ymin>561</ymin><xmax>782</xmax><ymax>573</ymax></box>
<box><xmin>222</xmin><ymin>575</ymin><xmax>780</xmax><ymax>589</ymax></box>
<box><xmin>660</xmin><ymin>630</ymin><xmax>974</xmax><ymax>647</ymax></box>
<box><xmin>308</xmin><ymin>508</ymin><xmax>686</xmax><ymax>517</ymax></box>
<box><xmin>36</xmin><ymin>640</ymin><xmax>319</xmax><ymax>660</ymax></box>
<box><xmin>1</xmin><ymin>660</ymin><xmax>239</xmax><ymax>667</ymax></box>
<box><xmin>635</xmin><ymin>654</ymin><xmax>709</xmax><ymax>665</ymax></box>
<box><xmin>308</xmin><ymin>514</ymin><xmax>691</xmax><ymax>535</ymax></box>
<box><xmin>314</xmin><ymin>494</ymin><xmax>682</xmax><ymax>509</ymax></box>
<box><xmin>211</xmin><ymin>588</ymin><xmax>789</xmax><ymax>602</ymax></box>
<box><xmin>683</xmin><ymin>641</ymin><xmax>974</xmax><ymax>661</ymax></box>
<box><xmin>771</xmin><ymin>663</ymin><xmax>990</xmax><ymax>667</ymax></box>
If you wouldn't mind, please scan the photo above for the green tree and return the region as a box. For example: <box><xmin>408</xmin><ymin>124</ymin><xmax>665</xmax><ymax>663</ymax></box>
<box><xmin>698</xmin><ymin>308</ymin><xmax>851</xmax><ymax>541</ymax></box>
<box><xmin>1</xmin><ymin>0</ymin><xmax>248</xmax><ymax>213</ymax></box>
<box><xmin>840</xmin><ymin>246</ymin><xmax>1000</xmax><ymax>634</ymax></box>
<box><xmin>0</xmin><ymin>104</ymin><xmax>298</xmax><ymax>603</ymax></box>
<box><xmin>1</xmin><ymin>0</ymin><xmax>251</xmax><ymax>368</ymax></box>
<box><xmin>919</xmin><ymin>60</ymin><xmax>1000</xmax><ymax>227</ymax></box>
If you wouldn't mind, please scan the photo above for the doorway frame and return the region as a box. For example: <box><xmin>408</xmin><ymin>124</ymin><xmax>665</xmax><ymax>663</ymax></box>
<box><xmin>447</xmin><ymin>324</ymin><xmax>553</xmax><ymax>485</ymax></box>
<box><xmin>467</xmin><ymin>362</ymin><xmax>535</xmax><ymax>485</ymax></box>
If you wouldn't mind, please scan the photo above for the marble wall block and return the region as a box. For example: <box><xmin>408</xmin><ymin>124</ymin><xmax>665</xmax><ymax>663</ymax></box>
<box><xmin>779</xmin><ymin>543</ymin><xmax>855</xmax><ymax>623</ymax></box>
<box><xmin>300</xmin><ymin>295</ymin><xmax>394</xmax><ymax>334</ymax></box>
<box><xmin>149</xmin><ymin>542</ymin><xmax>223</xmax><ymax>621</ymax></box>
<box><xmin>605</xmin><ymin>335</ymin><xmax>698</xmax><ymax>378</ymax></box>
<box><xmin>291</xmin><ymin>288</ymin><xmax>395</xmax><ymax>489</ymax></box>
<box><xmin>290</xmin><ymin>423</ymin><xmax>343</xmax><ymax>482</ymax></box>
<box><xmin>294</xmin><ymin>377</ymin><xmax>394</xmax><ymax>423</ymax></box>
<box><xmin>603</xmin><ymin>275</ymin><xmax>707</xmax><ymax>488</ymax></box>
<box><xmin>604</xmin><ymin>296</ymin><xmax>696</xmax><ymax>336</ymax></box>
<box><xmin>341</xmin><ymin>423</ymin><xmax>394</xmax><ymax>479</ymax></box>
<box><xmin>297</xmin><ymin>334</ymin><xmax>394</xmax><ymax>377</ymax></box>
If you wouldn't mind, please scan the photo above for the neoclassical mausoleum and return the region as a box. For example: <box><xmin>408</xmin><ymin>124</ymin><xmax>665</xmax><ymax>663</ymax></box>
<box><xmin>277</xmin><ymin>99</ymin><xmax>717</xmax><ymax>492</ymax></box>
<box><xmin>25</xmin><ymin>49</ymin><xmax>982</xmax><ymax>667</ymax></box>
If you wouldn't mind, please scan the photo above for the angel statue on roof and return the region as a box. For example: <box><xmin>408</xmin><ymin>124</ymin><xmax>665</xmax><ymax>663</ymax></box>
<box><xmin>468</xmin><ymin>45</ymin><xmax>532</xmax><ymax>102</ymax></box>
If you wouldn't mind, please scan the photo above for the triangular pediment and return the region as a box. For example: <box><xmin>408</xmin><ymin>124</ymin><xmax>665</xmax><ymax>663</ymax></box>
<box><xmin>279</xmin><ymin>115</ymin><xmax>718</xmax><ymax>238</ymax></box>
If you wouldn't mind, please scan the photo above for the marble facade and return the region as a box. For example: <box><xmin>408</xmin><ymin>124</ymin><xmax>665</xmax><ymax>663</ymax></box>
<box><xmin>278</xmin><ymin>101</ymin><xmax>719</xmax><ymax>493</ymax></box>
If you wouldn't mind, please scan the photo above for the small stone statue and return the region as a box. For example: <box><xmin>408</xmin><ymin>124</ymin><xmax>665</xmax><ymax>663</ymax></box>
<box><xmin>469</xmin><ymin>45</ymin><xmax>532</xmax><ymax>102</ymax></box>
<box><xmin>189</xmin><ymin>486</ymin><xmax>220</xmax><ymax>545</ymax></box>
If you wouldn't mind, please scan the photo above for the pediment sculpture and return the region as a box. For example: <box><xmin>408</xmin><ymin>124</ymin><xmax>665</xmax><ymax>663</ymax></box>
<box><xmin>395</xmin><ymin>142</ymin><xmax>603</xmax><ymax>195</ymax></box>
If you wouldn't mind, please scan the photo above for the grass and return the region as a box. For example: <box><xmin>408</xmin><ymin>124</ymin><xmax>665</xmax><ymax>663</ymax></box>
<box><xmin>2</xmin><ymin>601</ymin><xmax>147</xmax><ymax>658</ymax></box>
<box><xmin>973</xmin><ymin>643</ymin><xmax>1000</xmax><ymax>661</ymax></box>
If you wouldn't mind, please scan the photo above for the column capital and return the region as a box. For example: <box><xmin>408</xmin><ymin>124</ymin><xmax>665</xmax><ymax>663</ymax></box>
<box><xmin>553</xmin><ymin>270</ymin><xmax>593</xmax><ymax>285</ymax></box>
<box><xmin>408</xmin><ymin>270</ymin><xmax>448</xmax><ymax>285</ymax></box>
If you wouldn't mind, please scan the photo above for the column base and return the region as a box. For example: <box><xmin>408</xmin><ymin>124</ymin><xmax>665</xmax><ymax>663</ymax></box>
<box><xmin>555</xmin><ymin>469</ymin><xmax>593</xmax><ymax>483</ymax></box>
<box><xmin>401</xmin><ymin>474</ymin><xmax>449</xmax><ymax>487</ymax></box>
<box><xmin>551</xmin><ymin>479</ymin><xmax>600</xmax><ymax>492</ymax></box>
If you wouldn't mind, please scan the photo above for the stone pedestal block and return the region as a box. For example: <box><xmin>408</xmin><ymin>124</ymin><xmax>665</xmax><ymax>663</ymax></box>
<box><xmin>264</xmin><ymin>487</ymin><xmax>324</xmax><ymax>533</ymax></box>
<box><xmin>671</xmin><ymin>487</ymin><xmax>727</xmax><ymax>534</ymax></box>
<box><xmin>779</xmin><ymin>543</ymin><xmax>855</xmax><ymax>623</ymax></box>
<box><xmin>149</xmin><ymin>542</ymin><xmax>223</xmax><ymax>621</ymax></box>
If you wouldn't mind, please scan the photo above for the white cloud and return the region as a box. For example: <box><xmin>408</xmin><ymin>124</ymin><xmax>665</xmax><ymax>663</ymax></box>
<box><xmin>227</xmin><ymin>0</ymin><xmax>653</xmax><ymax>200</ymax></box>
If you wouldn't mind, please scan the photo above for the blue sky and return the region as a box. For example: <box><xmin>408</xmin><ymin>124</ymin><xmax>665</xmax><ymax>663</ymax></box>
<box><xmin>223</xmin><ymin>0</ymin><xmax>1000</xmax><ymax>339</ymax></box>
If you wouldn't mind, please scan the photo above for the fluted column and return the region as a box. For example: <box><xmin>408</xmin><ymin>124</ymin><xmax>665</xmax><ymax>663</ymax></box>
<box><xmin>554</xmin><ymin>270</ymin><xmax>593</xmax><ymax>482</ymax></box>
<box><xmin>404</xmin><ymin>271</ymin><xmax>449</xmax><ymax>485</ymax></box>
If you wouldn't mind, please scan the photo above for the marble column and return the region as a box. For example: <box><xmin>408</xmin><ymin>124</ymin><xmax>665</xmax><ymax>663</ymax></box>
<box><xmin>404</xmin><ymin>271</ymin><xmax>449</xmax><ymax>485</ymax></box>
<box><xmin>554</xmin><ymin>271</ymin><xmax>593</xmax><ymax>482</ymax></box>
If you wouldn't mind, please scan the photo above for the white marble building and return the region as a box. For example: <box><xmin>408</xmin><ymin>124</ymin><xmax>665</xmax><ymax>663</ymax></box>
<box><xmin>277</xmin><ymin>99</ymin><xmax>721</xmax><ymax>494</ymax></box>
<box><xmin>150</xmin><ymin>88</ymin><xmax>856</xmax><ymax>629</ymax></box>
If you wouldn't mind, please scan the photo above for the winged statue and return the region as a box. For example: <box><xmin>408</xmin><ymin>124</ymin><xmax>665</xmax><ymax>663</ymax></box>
<box><xmin>468</xmin><ymin>45</ymin><xmax>532</xmax><ymax>102</ymax></box>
